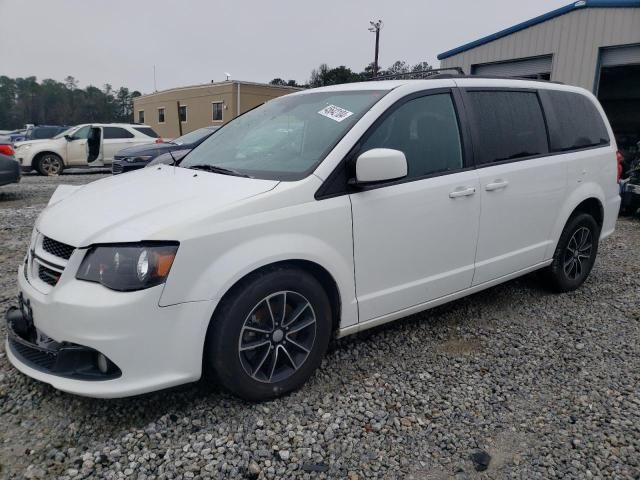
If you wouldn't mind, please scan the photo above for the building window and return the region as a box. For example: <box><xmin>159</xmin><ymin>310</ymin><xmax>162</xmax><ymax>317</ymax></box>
<box><xmin>138</xmin><ymin>110</ymin><xmax>145</xmax><ymax>124</ymax></box>
<box><xmin>212</xmin><ymin>102</ymin><xmax>223</xmax><ymax>122</ymax></box>
<box><xmin>179</xmin><ymin>105</ymin><xmax>187</xmax><ymax>123</ymax></box>
<box><xmin>158</xmin><ymin>107</ymin><xmax>165</xmax><ymax>123</ymax></box>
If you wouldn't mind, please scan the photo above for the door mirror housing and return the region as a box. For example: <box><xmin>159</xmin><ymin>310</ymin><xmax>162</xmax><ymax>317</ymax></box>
<box><xmin>64</xmin><ymin>135</ymin><xmax>73</xmax><ymax>141</ymax></box>
<box><xmin>354</xmin><ymin>148</ymin><xmax>408</xmax><ymax>185</ymax></box>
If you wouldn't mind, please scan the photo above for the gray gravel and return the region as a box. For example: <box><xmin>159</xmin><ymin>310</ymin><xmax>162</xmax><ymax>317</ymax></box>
<box><xmin>1</xmin><ymin>173</ymin><xmax>639</xmax><ymax>479</ymax></box>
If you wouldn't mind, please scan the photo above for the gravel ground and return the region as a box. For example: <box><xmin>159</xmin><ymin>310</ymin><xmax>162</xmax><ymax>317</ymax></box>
<box><xmin>0</xmin><ymin>173</ymin><xmax>639</xmax><ymax>480</ymax></box>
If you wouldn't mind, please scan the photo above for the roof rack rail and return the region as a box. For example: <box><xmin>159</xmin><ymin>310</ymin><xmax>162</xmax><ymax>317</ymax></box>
<box><xmin>373</xmin><ymin>67</ymin><xmax>465</xmax><ymax>81</ymax></box>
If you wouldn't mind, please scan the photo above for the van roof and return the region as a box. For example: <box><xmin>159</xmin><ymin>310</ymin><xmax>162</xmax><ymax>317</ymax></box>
<box><xmin>295</xmin><ymin>77</ymin><xmax>585</xmax><ymax>95</ymax></box>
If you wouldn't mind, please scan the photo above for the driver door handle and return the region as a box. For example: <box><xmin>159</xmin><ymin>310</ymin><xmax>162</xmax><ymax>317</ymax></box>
<box><xmin>485</xmin><ymin>179</ymin><xmax>509</xmax><ymax>191</ymax></box>
<box><xmin>449</xmin><ymin>186</ymin><xmax>476</xmax><ymax>198</ymax></box>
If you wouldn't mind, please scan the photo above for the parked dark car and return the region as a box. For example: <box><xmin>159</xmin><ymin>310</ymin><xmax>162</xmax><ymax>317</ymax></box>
<box><xmin>0</xmin><ymin>129</ymin><xmax>27</xmax><ymax>144</ymax></box>
<box><xmin>0</xmin><ymin>153</ymin><xmax>20</xmax><ymax>187</ymax></box>
<box><xmin>112</xmin><ymin>126</ymin><xmax>218</xmax><ymax>174</ymax></box>
<box><xmin>620</xmin><ymin>143</ymin><xmax>640</xmax><ymax>216</ymax></box>
<box><xmin>24</xmin><ymin>125</ymin><xmax>67</xmax><ymax>141</ymax></box>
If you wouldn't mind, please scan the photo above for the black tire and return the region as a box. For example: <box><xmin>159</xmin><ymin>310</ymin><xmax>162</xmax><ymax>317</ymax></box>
<box><xmin>35</xmin><ymin>153</ymin><xmax>64</xmax><ymax>176</ymax></box>
<box><xmin>204</xmin><ymin>267</ymin><xmax>332</xmax><ymax>401</ymax></box>
<box><xmin>543</xmin><ymin>213</ymin><xmax>600</xmax><ymax>293</ymax></box>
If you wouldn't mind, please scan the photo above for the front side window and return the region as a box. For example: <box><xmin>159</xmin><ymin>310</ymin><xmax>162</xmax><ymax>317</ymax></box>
<box><xmin>466</xmin><ymin>91</ymin><xmax>548</xmax><ymax>164</ymax></box>
<box><xmin>182</xmin><ymin>90</ymin><xmax>386</xmax><ymax>180</ymax></box>
<box><xmin>103</xmin><ymin>127</ymin><xmax>134</xmax><ymax>139</ymax></box>
<box><xmin>70</xmin><ymin>126</ymin><xmax>91</xmax><ymax>140</ymax></box>
<box><xmin>158</xmin><ymin>108</ymin><xmax>165</xmax><ymax>123</ymax></box>
<box><xmin>212</xmin><ymin>102</ymin><xmax>223</xmax><ymax>121</ymax></box>
<box><xmin>359</xmin><ymin>93</ymin><xmax>463</xmax><ymax>179</ymax></box>
<box><xmin>179</xmin><ymin>105</ymin><xmax>187</xmax><ymax>123</ymax></box>
<box><xmin>138</xmin><ymin>110</ymin><xmax>145</xmax><ymax>124</ymax></box>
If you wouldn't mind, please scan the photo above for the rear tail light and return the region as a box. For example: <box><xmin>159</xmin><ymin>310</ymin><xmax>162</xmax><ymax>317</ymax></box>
<box><xmin>0</xmin><ymin>144</ymin><xmax>14</xmax><ymax>156</ymax></box>
<box><xmin>616</xmin><ymin>150</ymin><xmax>624</xmax><ymax>182</ymax></box>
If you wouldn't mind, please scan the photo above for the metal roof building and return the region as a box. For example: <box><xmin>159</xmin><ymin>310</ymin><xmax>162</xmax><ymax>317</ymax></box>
<box><xmin>439</xmin><ymin>0</ymin><xmax>640</xmax><ymax>156</ymax></box>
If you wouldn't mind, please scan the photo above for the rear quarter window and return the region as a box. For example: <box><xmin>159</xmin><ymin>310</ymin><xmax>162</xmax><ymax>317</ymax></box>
<box><xmin>539</xmin><ymin>90</ymin><xmax>610</xmax><ymax>152</ymax></box>
<box><xmin>134</xmin><ymin>127</ymin><xmax>159</xmax><ymax>138</ymax></box>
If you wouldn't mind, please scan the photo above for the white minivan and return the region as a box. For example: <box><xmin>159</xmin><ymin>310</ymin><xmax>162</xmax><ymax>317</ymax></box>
<box><xmin>5</xmin><ymin>78</ymin><xmax>620</xmax><ymax>400</ymax></box>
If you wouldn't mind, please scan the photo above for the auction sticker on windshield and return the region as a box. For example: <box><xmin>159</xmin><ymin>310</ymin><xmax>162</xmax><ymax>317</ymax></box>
<box><xmin>318</xmin><ymin>105</ymin><xmax>354</xmax><ymax>123</ymax></box>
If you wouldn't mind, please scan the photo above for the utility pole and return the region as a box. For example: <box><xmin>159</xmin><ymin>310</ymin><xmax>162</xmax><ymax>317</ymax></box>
<box><xmin>368</xmin><ymin>20</ymin><xmax>383</xmax><ymax>78</ymax></box>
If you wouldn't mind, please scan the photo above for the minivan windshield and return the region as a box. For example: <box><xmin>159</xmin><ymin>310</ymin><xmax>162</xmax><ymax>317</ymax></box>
<box><xmin>181</xmin><ymin>90</ymin><xmax>386</xmax><ymax>180</ymax></box>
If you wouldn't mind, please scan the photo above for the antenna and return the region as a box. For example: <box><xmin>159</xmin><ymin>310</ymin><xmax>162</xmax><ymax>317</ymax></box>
<box><xmin>153</xmin><ymin>65</ymin><xmax>157</xmax><ymax>91</ymax></box>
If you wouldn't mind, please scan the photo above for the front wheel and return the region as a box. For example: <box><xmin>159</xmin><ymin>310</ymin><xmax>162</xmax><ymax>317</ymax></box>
<box><xmin>204</xmin><ymin>268</ymin><xmax>333</xmax><ymax>401</ymax></box>
<box><xmin>36</xmin><ymin>153</ymin><xmax>64</xmax><ymax>176</ymax></box>
<box><xmin>543</xmin><ymin>213</ymin><xmax>600</xmax><ymax>293</ymax></box>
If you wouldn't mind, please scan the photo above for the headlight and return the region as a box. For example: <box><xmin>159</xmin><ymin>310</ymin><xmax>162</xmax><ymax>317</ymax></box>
<box><xmin>125</xmin><ymin>156</ymin><xmax>153</xmax><ymax>163</ymax></box>
<box><xmin>76</xmin><ymin>243</ymin><xmax>179</xmax><ymax>291</ymax></box>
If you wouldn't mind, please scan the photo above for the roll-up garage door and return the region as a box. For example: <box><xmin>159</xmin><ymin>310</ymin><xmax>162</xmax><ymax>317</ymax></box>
<box><xmin>600</xmin><ymin>44</ymin><xmax>640</xmax><ymax>67</ymax></box>
<box><xmin>472</xmin><ymin>55</ymin><xmax>553</xmax><ymax>77</ymax></box>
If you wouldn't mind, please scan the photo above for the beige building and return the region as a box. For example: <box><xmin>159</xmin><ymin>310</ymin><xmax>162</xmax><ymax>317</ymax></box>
<box><xmin>133</xmin><ymin>81</ymin><xmax>300</xmax><ymax>138</ymax></box>
<box><xmin>438</xmin><ymin>2</ymin><xmax>640</xmax><ymax>145</ymax></box>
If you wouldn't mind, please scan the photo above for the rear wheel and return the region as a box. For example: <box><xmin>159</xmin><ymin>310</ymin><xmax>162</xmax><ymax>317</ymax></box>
<box><xmin>543</xmin><ymin>213</ymin><xmax>600</xmax><ymax>293</ymax></box>
<box><xmin>204</xmin><ymin>268</ymin><xmax>332</xmax><ymax>401</ymax></box>
<box><xmin>36</xmin><ymin>153</ymin><xmax>64</xmax><ymax>176</ymax></box>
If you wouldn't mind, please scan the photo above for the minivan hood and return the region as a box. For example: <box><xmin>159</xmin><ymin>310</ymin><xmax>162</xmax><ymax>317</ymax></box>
<box><xmin>37</xmin><ymin>166</ymin><xmax>279</xmax><ymax>246</ymax></box>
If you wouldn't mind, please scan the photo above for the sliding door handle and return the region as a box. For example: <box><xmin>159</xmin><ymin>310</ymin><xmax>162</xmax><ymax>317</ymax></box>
<box><xmin>449</xmin><ymin>186</ymin><xmax>476</xmax><ymax>198</ymax></box>
<box><xmin>485</xmin><ymin>179</ymin><xmax>509</xmax><ymax>191</ymax></box>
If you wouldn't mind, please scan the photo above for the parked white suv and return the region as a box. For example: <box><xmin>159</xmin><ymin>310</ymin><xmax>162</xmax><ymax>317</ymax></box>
<box><xmin>6</xmin><ymin>78</ymin><xmax>620</xmax><ymax>400</ymax></box>
<box><xmin>13</xmin><ymin>124</ymin><xmax>159</xmax><ymax>175</ymax></box>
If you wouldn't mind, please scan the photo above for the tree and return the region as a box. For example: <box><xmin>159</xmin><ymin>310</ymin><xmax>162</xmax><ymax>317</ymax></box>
<box><xmin>386</xmin><ymin>61</ymin><xmax>410</xmax><ymax>76</ymax></box>
<box><xmin>269</xmin><ymin>78</ymin><xmax>287</xmax><ymax>86</ymax></box>
<box><xmin>0</xmin><ymin>76</ymin><xmax>143</xmax><ymax>129</ymax></box>
<box><xmin>411</xmin><ymin>61</ymin><xmax>432</xmax><ymax>73</ymax></box>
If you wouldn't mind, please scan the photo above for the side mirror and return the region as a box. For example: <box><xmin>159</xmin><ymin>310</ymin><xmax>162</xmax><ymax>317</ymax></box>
<box><xmin>354</xmin><ymin>148</ymin><xmax>407</xmax><ymax>185</ymax></box>
<box><xmin>64</xmin><ymin>135</ymin><xmax>73</xmax><ymax>141</ymax></box>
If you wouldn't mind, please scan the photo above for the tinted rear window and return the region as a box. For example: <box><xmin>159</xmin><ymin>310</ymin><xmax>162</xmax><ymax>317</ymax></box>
<box><xmin>466</xmin><ymin>90</ymin><xmax>548</xmax><ymax>164</ymax></box>
<box><xmin>103</xmin><ymin>127</ymin><xmax>134</xmax><ymax>139</ymax></box>
<box><xmin>539</xmin><ymin>90</ymin><xmax>609</xmax><ymax>152</ymax></box>
<box><xmin>133</xmin><ymin>127</ymin><xmax>159</xmax><ymax>138</ymax></box>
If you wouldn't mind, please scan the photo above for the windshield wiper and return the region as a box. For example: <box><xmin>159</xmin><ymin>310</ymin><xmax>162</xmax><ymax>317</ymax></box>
<box><xmin>187</xmin><ymin>164</ymin><xmax>251</xmax><ymax>178</ymax></box>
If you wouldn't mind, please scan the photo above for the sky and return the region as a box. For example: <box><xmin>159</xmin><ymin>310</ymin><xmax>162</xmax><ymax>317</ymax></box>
<box><xmin>0</xmin><ymin>0</ymin><xmax>569</xmax><ymax>93</ymax></box>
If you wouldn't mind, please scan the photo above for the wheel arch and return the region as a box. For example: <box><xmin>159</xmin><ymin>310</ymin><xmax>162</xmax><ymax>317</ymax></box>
<box><xmin>32</xmin><ymin>151</ymin><xmax>65</xmax><ymax>170</ymax></box>
<box><xmin>209</xmin><ymin>259</ymin><xmax>342</xmax><ymax>334</ymax></box>
<box><xmin>546</xmin><ymin>184</ymin><xmax>606</xmax><ymax>259</ymax></box>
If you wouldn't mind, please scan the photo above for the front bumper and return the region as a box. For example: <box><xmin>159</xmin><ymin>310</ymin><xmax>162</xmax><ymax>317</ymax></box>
<box><xmin>112</xmin><ymin>159</ymin><xmax>148</xmax><ymax>175</ymax></box>
<box><xmin>6</xmin><ymin>263</ymin><xmax>216</xmax><ymax>398</ymax></box>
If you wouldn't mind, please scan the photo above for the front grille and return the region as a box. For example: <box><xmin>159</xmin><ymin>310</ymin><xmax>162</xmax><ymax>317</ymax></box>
<box><xmin>8</xmin><ymin>336</ymin><xmax>57</xmax><ymax>371</ymax></box>
<box><xmin>42</xmin><ymin>236</ymin><xmax>74</xmax><ymax>260</ymax></box>
<box><xmin>38</xmin><ymin>265</ymin><xmax>60</xmax><ymax>286</ymax></box>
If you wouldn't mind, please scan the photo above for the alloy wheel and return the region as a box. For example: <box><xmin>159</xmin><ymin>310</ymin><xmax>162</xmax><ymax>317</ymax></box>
<box><xmin>238</xmin><ymin>291</ymin><xmax>316</xmax><ymax>383</ymax></box>
<box><xmin>41</xmin><ymin>155</ymin><xmax>62</xmax><ymax>175</ymax></box>
<box><xmin>563</xmin><ymin>226</ymin><xmax>592</xmax><ymax>280</ymax></box>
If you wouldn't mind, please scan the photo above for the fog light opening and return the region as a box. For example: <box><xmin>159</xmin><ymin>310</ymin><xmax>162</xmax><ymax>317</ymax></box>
<box><xmin>97</xmin><ymin>353</ymin><xmax>109</xmax><ymax>374</ymax></box>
